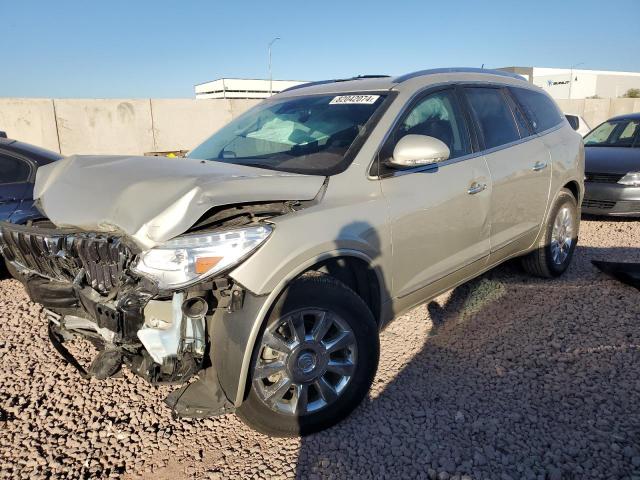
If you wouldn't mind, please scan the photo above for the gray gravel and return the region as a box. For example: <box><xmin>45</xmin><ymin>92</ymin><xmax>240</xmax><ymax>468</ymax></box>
<box><xmin>1</xmin><ymin>217</ymin><xmax>639</xmax><ymax>479</ymax></box>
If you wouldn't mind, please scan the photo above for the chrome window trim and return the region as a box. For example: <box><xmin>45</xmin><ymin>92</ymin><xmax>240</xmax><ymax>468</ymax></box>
<box><xmin>379</xmin><ymin>150</ymin><xmax>484</xmax><ymax>179</ymax></box>
<box><xmin>534</xmin><ymin>122</ymin><xmax>564</xmax><ymax>138</ymax></box>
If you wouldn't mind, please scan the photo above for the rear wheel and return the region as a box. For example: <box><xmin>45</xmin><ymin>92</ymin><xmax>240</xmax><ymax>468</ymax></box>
<box><xmin>522</xmin><ymin>188</ymin><xmax>579</xmax><ymax>278</ymax></box>
<box><xmin>237</xmin><ymin>273</ymin><xmax>379</xmax><ymax>437</ymax></box>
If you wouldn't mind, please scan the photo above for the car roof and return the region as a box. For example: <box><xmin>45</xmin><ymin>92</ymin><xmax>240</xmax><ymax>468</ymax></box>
<box><xmin>0</xmin><ymin>138</ymin><xmax>63</xmax><ymax>165</ymax></box>
<box><xmin>276</xmin><ymin>68</ymin><xmax>529</xmax><ymax>98</ymax></box>
<box><xmin>608</xmin><ymin>112</ymin><xmax>640</xmax><ymax>121</ymax></box>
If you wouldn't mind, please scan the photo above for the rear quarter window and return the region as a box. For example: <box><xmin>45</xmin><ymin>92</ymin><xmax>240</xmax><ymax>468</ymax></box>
<box><xmin>511</xmin><ymin>88</ymin><xmax>564</xmax><ymax>133</ymax></box>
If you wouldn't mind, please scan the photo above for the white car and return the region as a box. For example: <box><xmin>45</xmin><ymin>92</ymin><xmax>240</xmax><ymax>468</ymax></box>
<box><xmin>565</xmin><ymin>114</ymin><xmax>591</xmax><ymax>137</ymax></box>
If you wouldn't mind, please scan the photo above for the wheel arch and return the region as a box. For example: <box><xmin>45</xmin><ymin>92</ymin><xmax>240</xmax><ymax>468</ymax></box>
<box><xmin>562</xmin><ymin>180</ymin><xmax>581</xmax><ymax>203</ymax></box>
<box><xmin>227</xmin><ymin>249</ymin><xmax>386</xmax><ymax>406</ymax></box>
<box><xmin>305</xmin><ymin>255</ymin><xmax>383</xmax><ymax>326</ymax></box>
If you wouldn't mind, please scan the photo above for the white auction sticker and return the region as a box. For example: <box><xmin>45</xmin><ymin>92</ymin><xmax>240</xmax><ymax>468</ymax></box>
<box><xmin>329</xmin><ymin>95</ymin><xmax>380</xmax><ymax>105</ymax></box>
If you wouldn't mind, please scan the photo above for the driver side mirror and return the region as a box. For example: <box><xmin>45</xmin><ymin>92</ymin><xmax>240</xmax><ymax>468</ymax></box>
<box><xmin>388</xmin><ymin>134</ymin><xmax>450</xmax><ymax>168</ymax></box>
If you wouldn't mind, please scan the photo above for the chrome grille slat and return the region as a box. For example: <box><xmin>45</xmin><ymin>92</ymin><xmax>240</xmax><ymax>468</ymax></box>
<box><xmin>584</xmin><ymin>172</ymin><xmax>624</xmax><ymax>184</ymax></box>
<box><xmin>582</xmin><ymin>198</ymin><xmax>616</xmax><ymax>209</ymax></box>
<box><xmin>0</xmin><ymin>224</ymin><xmax>131</xmax><ymax>295</ymax></box>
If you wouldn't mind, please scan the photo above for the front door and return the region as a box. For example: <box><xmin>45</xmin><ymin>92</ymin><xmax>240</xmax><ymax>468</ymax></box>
<box><xmin>379</xmin><ymin>88</ymin><xmax>492</xmax><ymax>299</ymax></box>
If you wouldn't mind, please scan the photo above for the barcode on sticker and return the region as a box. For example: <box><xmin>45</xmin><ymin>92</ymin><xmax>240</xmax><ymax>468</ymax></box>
<box><xmin>329</xmin><ymin>95</ymin><xmax>380</xmax><ymax>105</ymax></box>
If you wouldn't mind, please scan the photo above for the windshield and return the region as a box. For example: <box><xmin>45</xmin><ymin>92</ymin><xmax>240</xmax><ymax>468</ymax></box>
<box><xmin>188</xmin><ymin>93</ymin><xmax>387</xmax><ymax>175</ymax></box>
<box><xmin>584</xmin><ymin>119</ymin><xmax>640</xmax><ymax>148</ymax></box>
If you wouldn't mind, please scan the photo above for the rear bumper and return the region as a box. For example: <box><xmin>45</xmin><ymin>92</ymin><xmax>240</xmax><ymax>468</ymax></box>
<box><xmin>581</xmin><ymin>183</ymin><xmax>640</xmax><ymax>216</ymax></box>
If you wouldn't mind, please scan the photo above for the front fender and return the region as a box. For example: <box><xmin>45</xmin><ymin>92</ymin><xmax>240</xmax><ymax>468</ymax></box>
<box><xmin>214</xmin><ymin>249</ymin><xmax>382</xmax><ymax>407</ymax></box>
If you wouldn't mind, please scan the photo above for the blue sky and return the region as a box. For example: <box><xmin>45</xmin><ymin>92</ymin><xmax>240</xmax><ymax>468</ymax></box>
<box><xmin>1</xmin><ymin>0</ymin><xmax>638</xmax><ymax>98</ymax></box>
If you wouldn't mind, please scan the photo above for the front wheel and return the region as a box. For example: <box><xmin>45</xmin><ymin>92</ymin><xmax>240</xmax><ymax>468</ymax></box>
<box><xmin>236</xmin><ymin>273</ymin><xmax>379</xmax><ymax>437</ymax></box>
<box><xmin>522</xmin><ymin>188</ymin><xmax>579</xmax><ymax>278</ymax></box>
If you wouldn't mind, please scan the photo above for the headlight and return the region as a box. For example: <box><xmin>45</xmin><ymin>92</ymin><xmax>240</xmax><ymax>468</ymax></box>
<box><xmin>618</xmin><ymin>172</ymin><xmax>640</xmax><ymax>187</ymax></box>
<box><xmin>132</xmin><ymin>225</ymin><xmax>272</xmax><ymax>290</ymax></box>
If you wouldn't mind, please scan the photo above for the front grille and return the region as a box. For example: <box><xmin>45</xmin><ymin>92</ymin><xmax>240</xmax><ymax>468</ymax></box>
<box><xmin>615</xmin><ymin>200</ymin><xmax>640</xmax><ymax>212</ymax></box>
<box><xmin>585</xmin><ymin>172</ymin><xmax>624</xmax><ymax>183</ymax></box>
<box><xmin>0</xmin><ymin>223</ymin><xmax>132</xmax><ymax>294</ymax></box>
<box><xmin>582</xmin><ymin>198</ymin><xmax>616</xmax><ymax>210</ymax></box>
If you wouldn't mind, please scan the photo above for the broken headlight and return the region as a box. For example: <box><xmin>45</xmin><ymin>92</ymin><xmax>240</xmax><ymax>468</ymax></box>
<box><xmin>132</xmin><ymin>225</ymin><xmax>272</xmax><ymax>290</ymax></box>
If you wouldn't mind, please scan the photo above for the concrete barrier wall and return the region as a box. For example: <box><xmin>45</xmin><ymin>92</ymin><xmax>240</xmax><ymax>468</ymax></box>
<box><xmin>555</xmin><ymin>98</ymin><xmax>640</xmax><ymax>128</ymax></box>
<box><xmin>0</xmin><ymin>99</ymin><xmax>59</xmax><ymax>152</ymax></box>
<box><xmin>0</xmin><ymin>98</ymin><xmax>261</xmax><ymax>156</ymax></box>
<box><xmin>54</xmin><ymin>99</ymin><xmax>155</xmax><ymax>155</ymax></box>
<box><xmin>1</xmin><ymin>97</ymin><xmax>638</xmax><ymax>155</ymax></box>
<box><xmin>150</xmin><ymin>99</ymin><xmax>232</xmax><ymax>153</ymax></box>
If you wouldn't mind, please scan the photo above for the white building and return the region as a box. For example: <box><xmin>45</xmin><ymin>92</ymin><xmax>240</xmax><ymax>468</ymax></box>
<box><xmin>498</xmin><ymin>67</ymin><xmax>640</xmax><ymax>99</ymax></box>
<box><xmin>195</xmin><ymin>78</ymin><xmax>307</xmax><ymax>99</ymax></box>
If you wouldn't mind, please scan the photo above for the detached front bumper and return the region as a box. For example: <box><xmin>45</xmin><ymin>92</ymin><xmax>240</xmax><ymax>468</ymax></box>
<box><xmin>12</xmin><ymin>266</ymin><xmax>207</xmax><ymax>382</ymax></box>
<box><xmin>0</xmin><ymin>221</ymin><xmax>269</xmax><ymax>418</ymax></box>
<box><xmin>582</xmin><ymin>183</ymin><xmax>640</xmax><ymax>216</ymax></box>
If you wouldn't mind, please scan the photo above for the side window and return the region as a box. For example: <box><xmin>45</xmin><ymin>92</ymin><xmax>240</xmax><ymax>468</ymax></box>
<box><xmin>511</xmin><ymin>88</ymin><xmax>564</xmax><ymax>133</ymax></box>
<box><xmin>0</xmin><ymin>155</ymin><xmax>31</xmax><ymax>184</ymax></box>
<box><xmin>393</xmin><ymin>89</ymin><xmax>471</xmax><ymax>160</ymax></box>
<box><xmin>464</xmin><ymin>87</ymin><xmax>521</xmax><ymax>149</ymax></box>
<box><xmin>619</xmin><ymin>121</ymin><xmax>640</xmax><ymax>144</ymax></box>
<box><xmin>585</xmin><ymin>122</ymin><xmax>616</xmax><ymax>145</ymax></box>
<box><xmin>505</xmin><ymin>92</ymin><xmax>533</xmax><ymax>138</ymax></box>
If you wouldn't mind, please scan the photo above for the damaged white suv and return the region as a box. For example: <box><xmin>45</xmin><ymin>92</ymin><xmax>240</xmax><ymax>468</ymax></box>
<box><xmin>0</xmin><ymin>69</ymin><xmax>584</xmax><ymax>436</ymax></box>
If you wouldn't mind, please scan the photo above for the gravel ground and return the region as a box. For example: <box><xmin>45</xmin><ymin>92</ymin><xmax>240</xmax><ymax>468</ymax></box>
<box><xmin>1</xmin><ymin>217</ymin><xmax>639</xmax><ymax>480</ymax></box>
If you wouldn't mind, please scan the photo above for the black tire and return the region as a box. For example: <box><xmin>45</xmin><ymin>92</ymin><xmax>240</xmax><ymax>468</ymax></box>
<box><xmin>236</xmin><ymin>273</ymin><xmax>379</xmax><ymax>437</ymax></box>
<box><xmin>522</xmin><ymin>188</ymin><xmax>579</xmax><ymax>278</ymax></box>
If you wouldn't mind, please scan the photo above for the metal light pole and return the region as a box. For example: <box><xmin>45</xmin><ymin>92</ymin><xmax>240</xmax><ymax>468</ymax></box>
<box><xmin>268</xmin><ymin>37</ymin><xmax>281</xmax><ymax>97</ymax></box>
<box><xmin>568</xmin><ymin>62</ymin><xmax>585</xmax><ymax>99</ymax></box>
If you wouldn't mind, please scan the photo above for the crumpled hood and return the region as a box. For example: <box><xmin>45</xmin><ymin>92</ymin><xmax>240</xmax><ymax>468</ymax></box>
<box><xmin>34</xmin><ymin>155</ymin><xmax>325</xmax><ymax>249</ymax></box>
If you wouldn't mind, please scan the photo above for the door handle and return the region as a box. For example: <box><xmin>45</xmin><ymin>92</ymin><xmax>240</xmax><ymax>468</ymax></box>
<box><xmin>467</xmin><ymin>182</ymin><xmax>487</xmax><ymax>195</ymax></box>
<box><xmin>532</xmin><ymin>161</ymin><xmax>548</xmax><ymax>171</ymax></box>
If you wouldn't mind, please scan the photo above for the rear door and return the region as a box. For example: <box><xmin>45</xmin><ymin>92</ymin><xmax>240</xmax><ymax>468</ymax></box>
<box><xmin>0</xmin><ymin>152</ymin><xmax>33</xmax><ymax>221</ymax></box>
<box><xmin>379</xmin><ymin>87</ymin><xmax>492</xmax><ymax>299</ymax></box>
<box><xmin>462</xmin><ymin>86</ymin><xmax>551</xmax><ymax>253</ymax></box>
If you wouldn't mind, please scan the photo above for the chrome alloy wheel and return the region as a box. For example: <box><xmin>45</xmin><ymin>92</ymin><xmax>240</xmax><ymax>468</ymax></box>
<box><xmin>550</xmin><ymin>205</ymin><xmax>574</xmax><ymax>265</ymax></box>
<box><xmin>253</xmin><ymin>309</ymin><xmax>358</xmax><ymax>416</ymax></box>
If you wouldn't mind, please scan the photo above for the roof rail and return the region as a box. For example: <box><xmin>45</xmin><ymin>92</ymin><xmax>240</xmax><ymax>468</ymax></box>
<box><xmin>394</xmin><ymin>68</ymin><xmax>527</xmax><ymax>83</ymax></box>
<box><xmin>281</xmin><ymin>75</ymin><xmax>391</xmax><ymax>93</ymax></box>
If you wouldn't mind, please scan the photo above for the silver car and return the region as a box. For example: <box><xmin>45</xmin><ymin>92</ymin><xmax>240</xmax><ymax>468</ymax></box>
<box><xmin>0</xmin><ymin>68</ymin><xmax>584</xmax><ymax>436</ymax></box>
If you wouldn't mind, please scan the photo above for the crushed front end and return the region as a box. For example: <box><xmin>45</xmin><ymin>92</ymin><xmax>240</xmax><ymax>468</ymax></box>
<box><xmin>0</xmin><ymin>219</ymin><xmax>271</xmax><ymax>417</ymax></box>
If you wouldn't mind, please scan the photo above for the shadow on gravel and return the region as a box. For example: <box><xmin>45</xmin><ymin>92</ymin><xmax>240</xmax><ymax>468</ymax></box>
<box><xmin>582</xmin><ymin>214</ymin><xmax>640</xmax><ymax>224</ymax></box>
<box><xmin>0</xmin><ymin>407</ymin><xmax>15</xmax><ymax>422</ymax></box>
<box><xmin>296</xmin><ymin>244</ymin><xmax>640</xmax><ymax>479</ymax></box>
<box><xmin>0</xmin><ymin>262</ymin><xmax>10</xmax><ymax>280</ymax></box>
